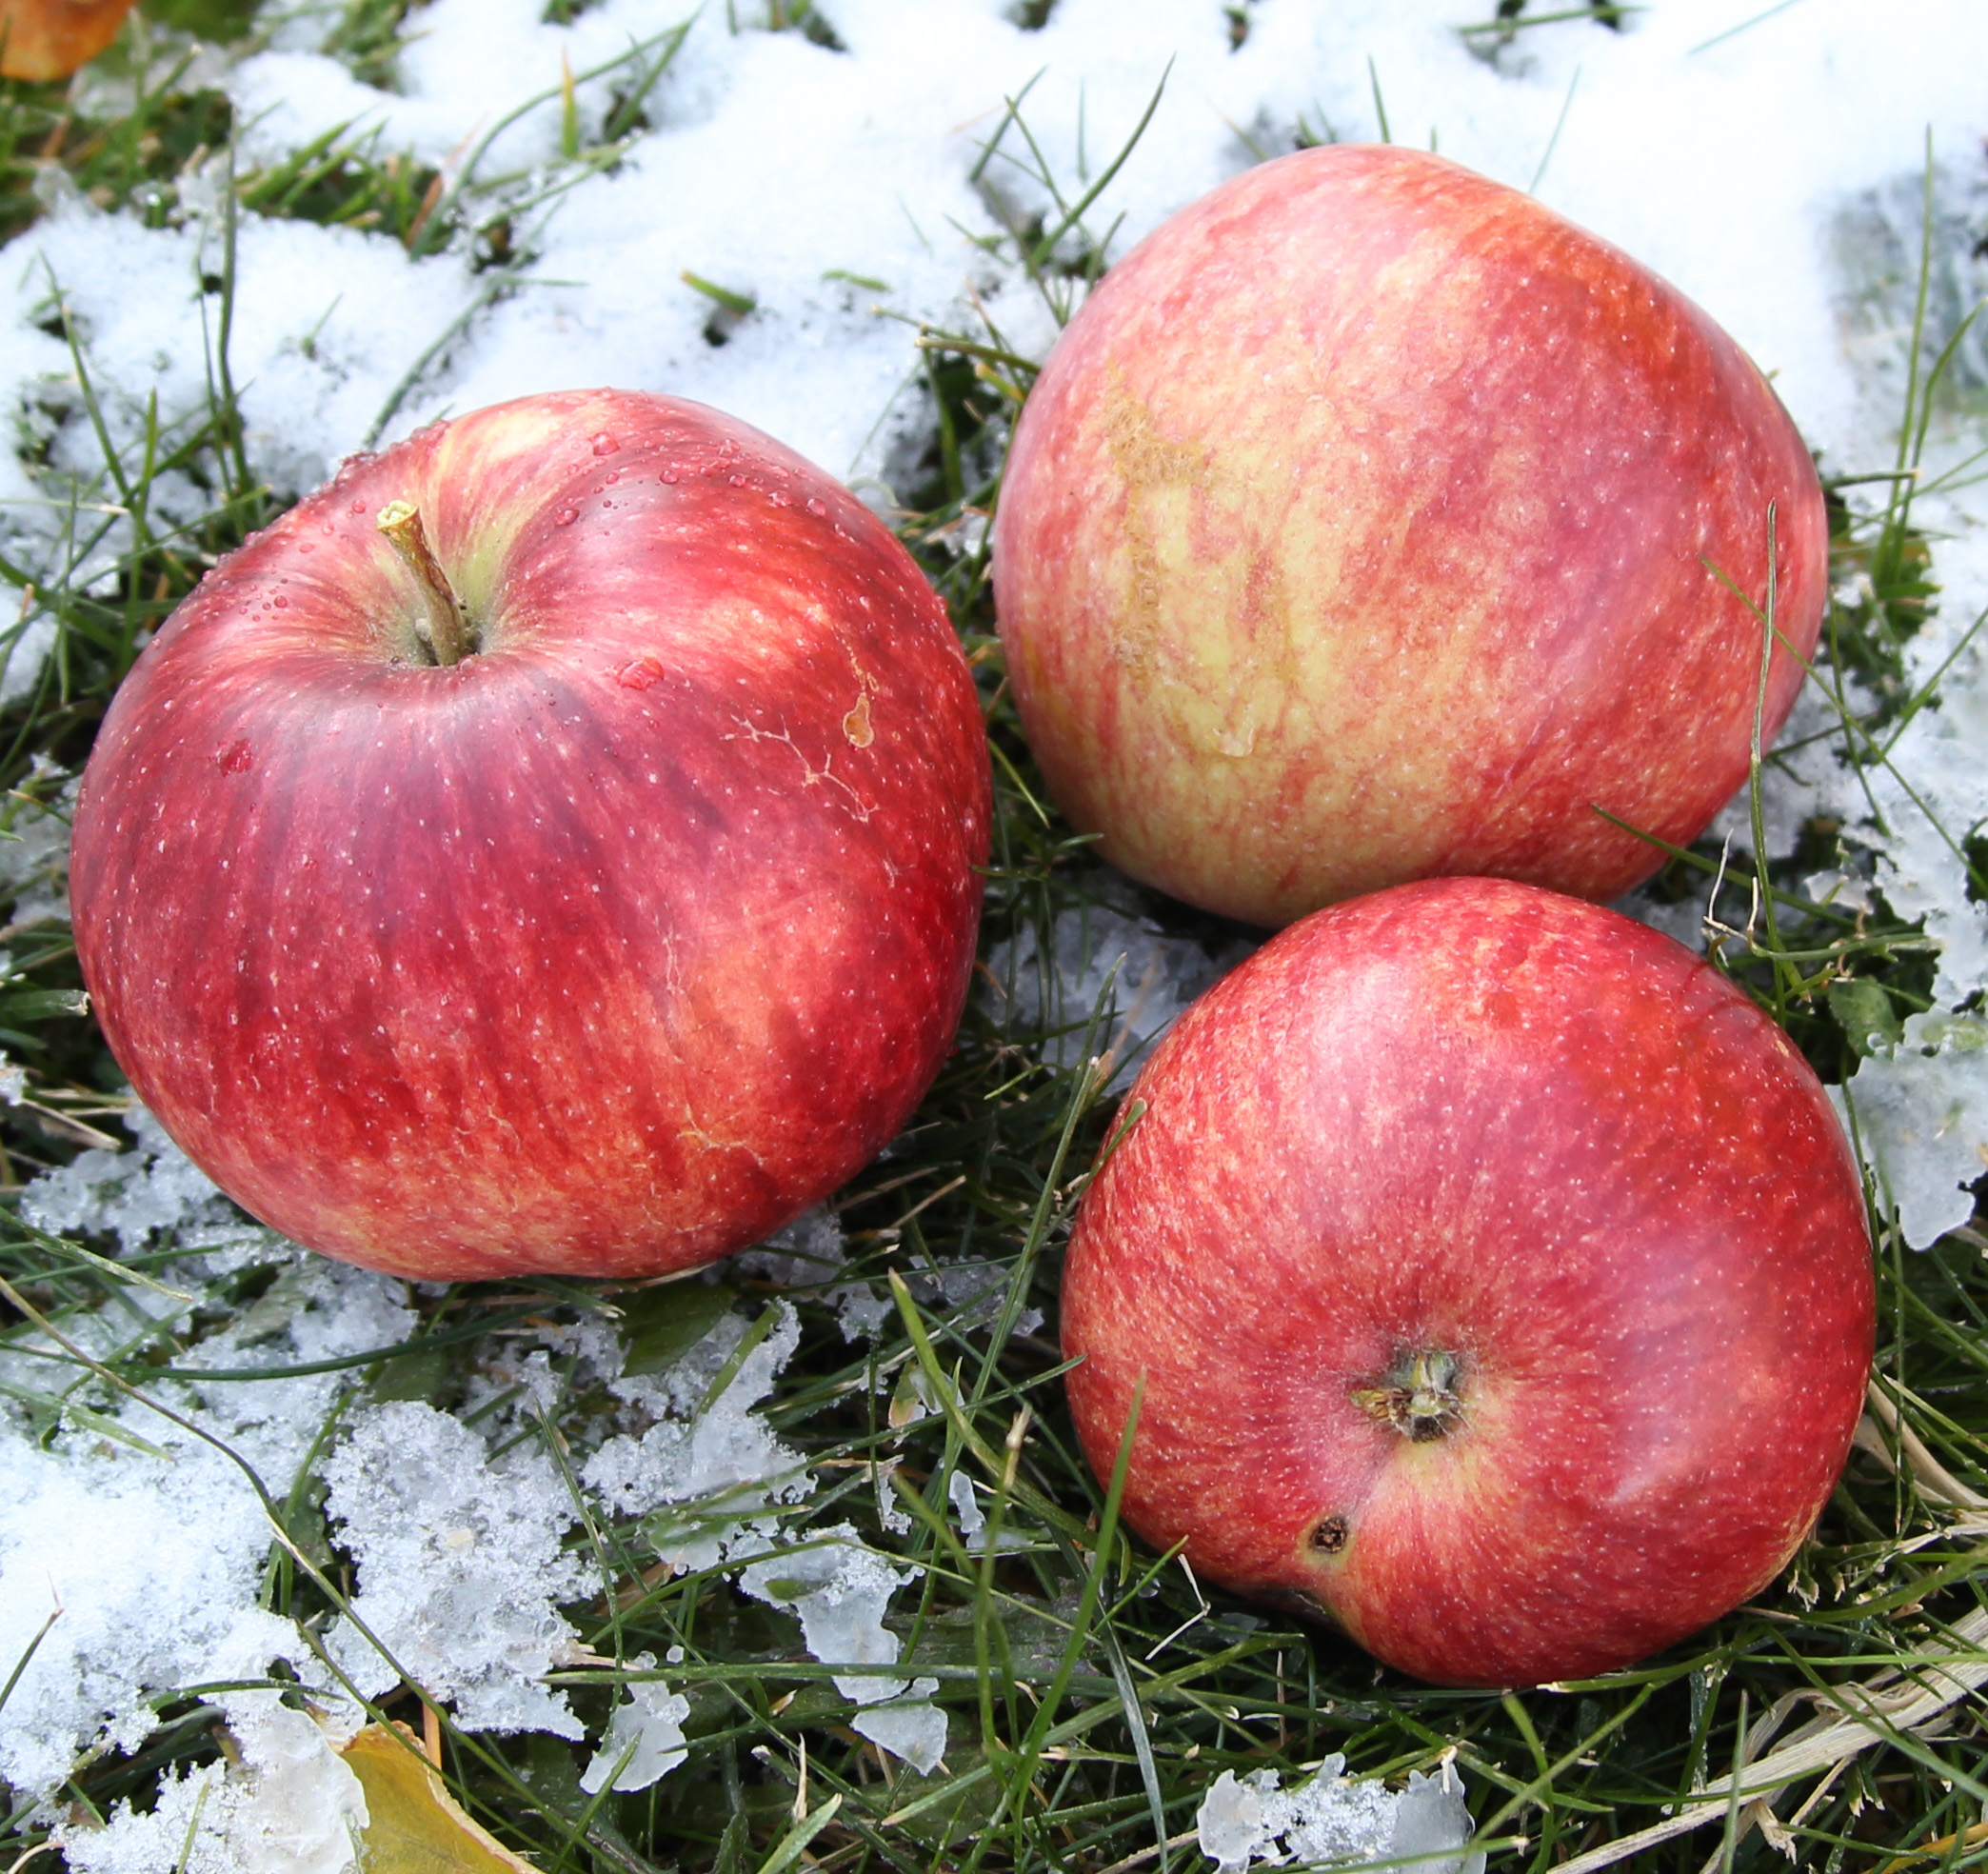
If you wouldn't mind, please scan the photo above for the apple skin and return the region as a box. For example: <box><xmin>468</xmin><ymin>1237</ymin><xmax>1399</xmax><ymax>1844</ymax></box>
<box><xmin>1060</xmin><ymin>879</ymin><xmax>1873</xmax><ymax>1688</ymax></box>
<box><xmin>993</xmin><ymin>145</ymin><xmax>1828</xmax><ymax>928</ymax></box>
<box><xmin>0</xmin><ymin>1</ymin><xmax>134</xmax><ymax>81</ymax></box>
<box><xmin>70</xmin><ymin>389</ymin><xmax>991</xmax><ymax>1283</ymax></box>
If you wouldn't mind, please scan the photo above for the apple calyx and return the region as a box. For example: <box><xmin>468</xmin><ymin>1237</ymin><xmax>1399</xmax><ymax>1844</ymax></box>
<box><xmin>377</xmin><ymin>501</ymin><xmax>474</xmax><ymax>667</ymax></box>
<box><xmin>1351</xmin><ymin>1348</ymin><xmax>1465</xmax><ymax>1444</ymax></box>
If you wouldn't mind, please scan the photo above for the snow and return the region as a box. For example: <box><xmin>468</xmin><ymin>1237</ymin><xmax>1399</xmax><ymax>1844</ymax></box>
<box><xmin>579</xmin><ymin>1658</ymin><xmax>692</xmax><ymax>1794</ymax></box>
<box><xmin>0</xmin><ymin>1245</ymin><xmax>412</xmax><ymax>1801</ymax></box>
<box><xmin>582</xmin><ymin>1298</ymin><xmax>813</xmax><ymax>1570</ymax></box>
<box><xmin>738</xmin><ymin>1524</ymin><xmax>948</xmax><ymax>1766</ymax></box>
<box><xmin>740</xmin><ymin>1524</ymin><xmax>917</xmax><ymax>1700</ymax></box>
<box><xmin>4</xmin><ymin>0</ymin><xmax>1988</xmax><ymax>1832</ymax></box>
<box><xmin>20</xmin><ymin>1105</ymin><xmax>237</xmax><ymax>1256</ymax></box>
<box><xmin>320</xmin><ymin>1400</ymin><xmax>592</xmax><ymax>1738</ymax></box>
<box><xmin>62</xmin><ymin>1682</ymin><xmax>368</xmax><ymax>1874</ymax></box>
<box><xmin>733</xmin><ymin>1206</ymin><xmax>894</xmax><ymax>1340</ymax></box>
<box><xmin>851</xmin><ymin>1689</ymin><xmax>948</xmax><ymax>1776</ymax></box>
<box><xmin>1196</xmin><ymin>1758</ymin><xmax>1481</xmax><ymax>1874</ymax></box>
<box><xmin>1839</xmin><ymin>1013</ymin><xmax>1988</xmax><ymax>1248</ymax></box>
<box><xmin>0</xmin><ymin>772</ymin><xmax>76</xmax><ymax>926</ymax></box>
<box><xmin>986</xmin><ymin>900</ymin><xmax>1257</xmax><ymax>1089</ymax></box>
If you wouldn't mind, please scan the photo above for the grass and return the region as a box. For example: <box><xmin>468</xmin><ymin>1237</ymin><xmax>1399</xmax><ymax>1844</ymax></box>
<box><xmin>2</xmin><ymin>7</ymin><xmax>1988</xmax><ymax>1874</ymax></box>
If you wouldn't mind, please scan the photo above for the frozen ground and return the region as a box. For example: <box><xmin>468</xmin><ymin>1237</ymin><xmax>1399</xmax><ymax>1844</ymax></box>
<box><xmin>3</xmin><ymin>0</ymin><xmax>1988</xmax><ymax>1865</ymax></box>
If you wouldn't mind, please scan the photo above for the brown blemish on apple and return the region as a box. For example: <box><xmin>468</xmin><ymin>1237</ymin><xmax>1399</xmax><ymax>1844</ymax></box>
<box><xmin>841</xmin><ymin>648</ymin><xmax>881</xmax><ymax>748</ymax></box>
<box><xmin>1309</xmin><ymin>1514</ymin><xmax>1349</xmax><ymax>1555</ymax></box>
<box><xmin>843</xmin><ymin>691</ymin><xmax>875</xmax><ymax>748</ymax></box>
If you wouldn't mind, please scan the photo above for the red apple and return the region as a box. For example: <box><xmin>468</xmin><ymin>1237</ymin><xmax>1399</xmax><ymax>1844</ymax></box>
<box><xmin>1060</xmin><ymin>879</ymin><xmax>1872</xmax><ymax>1688</ymax></box>
<box><xmin>993</xmin><ymin>145</ymin><xmax>1828</xmax><ymax>927</ymax></box>
<box><xmin>70</xmin><ymin>389</ymin><xmax>991</xmax><ymax>1282</ymax></box>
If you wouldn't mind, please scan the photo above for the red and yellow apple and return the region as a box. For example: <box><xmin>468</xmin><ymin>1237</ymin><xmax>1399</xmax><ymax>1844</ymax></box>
<box><xmin>71</xmin><ymin>389</ymin><xmax>991</xmax><ymax>1282</ymax></box>
<box><xmin>994</xmin><ymin>145</ymin><xmax>1827</xmax><ymax>927</ymax></box>
<box><xmin>1060</xmin><ymin>879</ymin><xmax>1873</xmax><ymax>1688</ymax></box>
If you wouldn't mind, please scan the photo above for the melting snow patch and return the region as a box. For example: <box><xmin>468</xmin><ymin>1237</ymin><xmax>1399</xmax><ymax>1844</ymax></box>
<box><xmin>986</xmin><ymin>902</ymin><xmax>1256</xmax><ymax>1090</ymax></box>
<box><xmin>738</xmin><ymin>1525</ymin><xmax>948</xmax><ymax>1768</ymax></box>
<box><xmin>738</xmin><ymin>1525</ymin><xmax>916</xmax><ymax>1702</ymax></box>
<box><xmin>579</xmin><ymin>1656</ymin><xmax>692</xmax><ymax>1794</ymax></box>
<box><xmin>0</xmin><ymin>772</ymin><xmax>75</xmax><ymax>921</ymax></box>
<box><xmin>733</xmin><ymin>1207</ymin><xmax>893</xmax><ymax>1341</ymax></box>
<box><xmin>62</xmin><ymin>1694</ymin><xmax>368</xmax><ymax>1874</ymax></box>
<box><xmin>945</xmin><ymin>1467</ymin><xmax>1026</xmax><ymax>1553</ymax></box>
<box><xmin>1838</xmin><ymin>1012</ymin><xmax>1988</xmax><ymax>1247</ymax></box>
<box><xmin>851</xmin><ymin>1689</ymin><xmax>947</xmax><ymax>1776</ymax></box>
<box><xmin>1196</xmin><ymin>1759</ymin><xmax>1482</xmax><ymax>1874</ymax></box>
<box><xmin>321</xmin><ymin>1401</ymin><xmax>589</xmax><ymax>1737</ymax></box>
<box><xmin>21</xmin><ymin>1106</ymin><xmax>235</xmax><ymax>1256</ymax></box>
<box><xmin>0</xmin><ymin>1259</ymin><xmax>409</xmax><ymax>1800</ymax></box>
<box><xmin>584</xmin><ymin>1300</ymin><xmax>810</xmax><ymax>1571</ymax></box>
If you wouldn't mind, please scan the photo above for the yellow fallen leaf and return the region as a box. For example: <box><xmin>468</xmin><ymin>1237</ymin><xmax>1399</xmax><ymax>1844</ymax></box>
<box><xmin>338</xmin><ymin>1723</ymin><xmax>542</xmax><ymax>1873</ymax></box>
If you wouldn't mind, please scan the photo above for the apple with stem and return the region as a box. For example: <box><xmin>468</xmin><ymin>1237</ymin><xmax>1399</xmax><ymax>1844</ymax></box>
<box><xmin>1060</xmin><ymin>878</ymin><xmax>1873</xmax><ymax>1688</ymax></box>
<box><xmin>994</xmin><ymin>145</ymin><xmax>1828</xmax><ymax>927</ymax></box>
<box><xmin>71</xmin><ymin>389</ymin><xmax>991</xmax><ymax>1282</ymax></box>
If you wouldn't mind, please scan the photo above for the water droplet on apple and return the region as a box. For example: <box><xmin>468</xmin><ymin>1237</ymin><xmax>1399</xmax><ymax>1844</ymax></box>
<box><xmin>806</xmin><ymin>497</ymin><xmax>828</xmax><ymax>516</ymax></box>
<box><xmin>661</xmin><ymin>468</ymin><xmax>680</xmax><ymax>484</ymax></box>
<box><xmin>729</xmin><ymin>473</ymin><xmax>748</xmax><ymax>488</ymax></box>
<box><xmin>591</xmin><ymin>432</ymin><xmax>619</xmax><ymax>455</ymax></box>
<box><xmin>273</xmin><ymin>595</ymin><xmax>288</xmax><ymax>608</ymax></box>
<box><xmin>617</xmin><ymin>657</ymin><xmax>665</xmax><ymax>690</ymax></box>
<box><xmin>603</xmin><ymin>469</ymin><xmax>620</xmax><ymax>485</ymax></box>
<box><xmin>553</xmin><ymin>508</ymin><xmax>578</xmax><ymax>528</ymax></box>
<box><xmin>297</xmin><ymin>542</ymin><xmax>314</xmax><ymax>554</ymax></box>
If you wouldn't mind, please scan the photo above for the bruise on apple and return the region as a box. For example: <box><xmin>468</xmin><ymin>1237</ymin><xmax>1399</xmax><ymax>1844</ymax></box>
<box><xmin>1059</xmin><ymin>879</ymin><xmax>1875</xmax><ymax>1690</ymax></box>
<box><xmin>994</xmin><ymin>144</ymin><xmax>1830</xmax><ymax>927</ymax></box>
<box><xmin>70</xmin><ymin>389</ymin><xmax>992</xmax><ymax>1282</ymax></box>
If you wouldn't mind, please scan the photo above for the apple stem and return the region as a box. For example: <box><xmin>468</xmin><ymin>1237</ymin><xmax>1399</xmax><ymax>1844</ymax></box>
<box><xmin>377</xmin><ymin>500</ymin><xmax>471</xmax><ymax>667</ymax></box>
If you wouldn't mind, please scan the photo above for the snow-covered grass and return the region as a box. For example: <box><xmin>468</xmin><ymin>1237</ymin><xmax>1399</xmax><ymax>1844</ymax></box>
<box><xmin>2</xmin><ymin>2</ymin><xmax>1988</xmax><ymax>1871</ymax></box>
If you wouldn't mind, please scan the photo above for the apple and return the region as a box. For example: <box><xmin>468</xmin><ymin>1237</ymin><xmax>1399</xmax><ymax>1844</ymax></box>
<box><xmin>70</xmin><ymin>389</ymin><xmax>992</xmax><ymax>1282</ymax></box>
<box><xmin>993</xmin><ymin>145</ymin><xmax>1828</xmax><ymax>928</ymax></box>
<box><xmin>1060</xmin><ymin>878</ymin><xmax>1873</xmax><ymax>1688</ymax></box>
<box><xmin>1</xmin><ymin>0</ymin><xmax>135</xmax><ymax>81</ymax></box>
